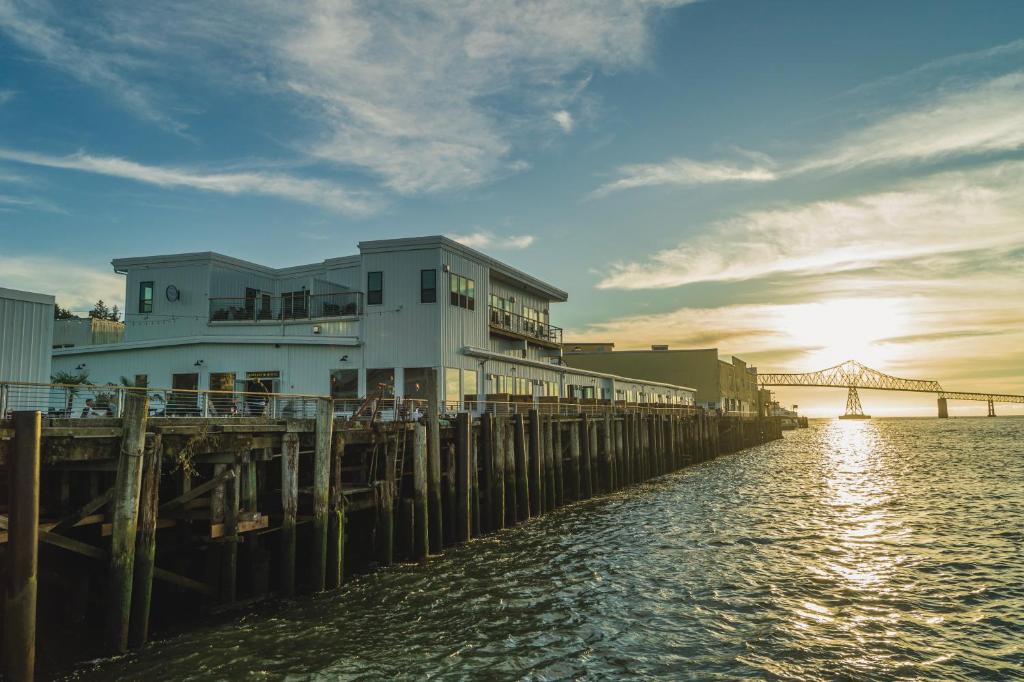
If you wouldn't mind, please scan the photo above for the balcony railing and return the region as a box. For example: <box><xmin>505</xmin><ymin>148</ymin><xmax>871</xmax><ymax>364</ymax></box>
<box><xmin>209</xmin><ymin>292</ymin><xmax>362</xmax><ymax>323</ymax></box>
<box><xmin>488</xmin><ymin>305</ymin><xmax>563</xmax><ymax>345</ymax></box>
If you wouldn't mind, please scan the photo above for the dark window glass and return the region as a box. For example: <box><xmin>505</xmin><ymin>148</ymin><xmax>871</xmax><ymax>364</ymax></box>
<box><xmin>449</xmin><ymin>273</ymin><xmax>476</xmax><ymax>310</ymax></box>
<box><xmin>467</xmin><ymin>278</ymin><xmax>475</xmax><ymax>310</ymax></box>
<box><xmin>367</xmin><ymin>368</ymin><xmax>394</xmax><ymax>397</ymax></box>
<box><xmin>367</xmin><ymin>271</ymin><xmax>383</xmax><ymax>305</ymax></box>
<box><xmin>139</xmin><ymin>281</ymin><xmax>154</xmax><ymax>313</ymax></box>
<box><xmin>450</xmin><ymin>273</ymin><xmax>459</xmax><ymax>305</ymax></box>
<box><xmin>403</xmin><ymin>367</ymin><xmax>431</xmax><ymax>399</ymax></box>
<box><xmin>330</xmin><ymin>369</ymin><xmax>359</xmax><ymax>400</ymax></box>
<box><xmin>420</xmin><ymin>269</ymin><xmax>436</xmax><ymax>303</ymax></box>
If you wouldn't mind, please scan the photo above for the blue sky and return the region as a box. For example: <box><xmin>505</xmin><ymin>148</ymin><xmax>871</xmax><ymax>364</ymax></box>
<box><xmin>2</xmin><ymin>0</ymin><xmax>1023</xmax><ymax>414</ymax></box>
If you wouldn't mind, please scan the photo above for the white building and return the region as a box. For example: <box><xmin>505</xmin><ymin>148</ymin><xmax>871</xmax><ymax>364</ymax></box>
<box><xmin>1</xmin><ymin>287</ymin><xmax>55</xmax><ymax>384</ymax></box>
<box><xmin>51</xmin><ymin>236</ymin><xmax>694</xmax><ymax>408</ymax></box>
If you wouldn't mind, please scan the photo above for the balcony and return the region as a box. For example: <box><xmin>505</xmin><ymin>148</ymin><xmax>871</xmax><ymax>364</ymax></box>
<box><xmin>489</xmin><ymin>305</ymin><xmax>563</xmax><ymax>348</ymax></box>
<box><xmin>209</xmin><ymin>292</ymin><xmax>362</xmax><ymax>323</ymax></box>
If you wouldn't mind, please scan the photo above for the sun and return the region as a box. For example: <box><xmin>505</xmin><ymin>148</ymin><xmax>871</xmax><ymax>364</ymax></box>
<box><xmin>775</xmin><ymin>298</ymin><xmax>908</xmax><ymax>368</ymax></box>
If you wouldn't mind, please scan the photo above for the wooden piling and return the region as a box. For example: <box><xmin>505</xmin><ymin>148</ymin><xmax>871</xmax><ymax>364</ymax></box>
<box><xmin>492</xmin><ymin>417</ymin><xmax>506</xmax><ymax>530</ymax></box>
<box><xmin>327</xmin><ymin>430</ymin><xmax>346</xmax><ymax>589</ymax></box>
<box><xmin>4</xmin><ymin>411</ymin><xmax>41</xmax><ymax>682</ymax></box>
<box><xmin>280</xmin><ymin>432</ymin><xmax>299</xmax><ymax>596</ymax></box>
<box><xmin>106</xmin><ymin>393</ymin><xmax>148</xmax><ymax>654</ymax></box>
<box><xmin>513</xmin><ymin>413</ymin><xmax>530</xmax><ymax>521</ymax></box>
<box><xmin>553</xmin><ymin>416</ymin><xmax>564</xmax><ymax>507</ymax></box>
<box><xmin>455</xmin><ymin>412</ymin><xmax>472</xmax><ymax>542</ymax></box>
<box><xmin>426</xmin><ymin>374</ymin><xmax>444</xmax><ymax>553</ymax></box>
<box><xmin>601</xmin><ymin>414</ymin><xmax>613</xmax><ymax>493</ymax></box>
<box><xmin>311</xmin><ymin>398</ymin><xmax>333</xmax><ymax>591</ymax></box>
<box><xmin>528</xmin><ymin>410</ymin><xmax>543</xmax><ymax>516</ymax></box>
<box><xmin>544</xmin><ymin>416</ymin><xmax>556</xmax><ymax>512</ymax></box>
<box><xmin>568</xmin><ymin>415</ymin><xmax>581</xmax><ymax>501</ymax></box>
<box><xmin>412</xmin><ymin>423</ymin><xmax>429</xmax><ymax>562</ymax></box>
<box><xmin>221</xmin><ymin>458</ymin><xmax>241</xmax><ymax>603</ymax></box>
<box><xmin>479</xmin><ymin>413</ymin><xmax>495</xmax><ymax>535</ymax></box>
<box><xmin>580</xmin><ymin>414</ymin><xmax>593</xmax><ymax>499</ymax></box>
<box><xmin>504</xmin><ymin>417</ymin><xmax>517</xmax><ymax>526</ymax></box>
<box><xmin>376</xmin><ymin>478</ymin><xmax>394</xmax><ymax>566</ymax></box>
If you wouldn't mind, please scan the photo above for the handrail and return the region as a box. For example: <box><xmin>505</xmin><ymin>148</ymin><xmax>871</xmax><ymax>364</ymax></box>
<box><xmin>209</xmin><ymin>291</ymin><xmax>362</xmax><ymax>323</ymax></box>
<box><xmin>488</xmin><ymin>305</ymin><xmax>563</xmax><ymax>344</ymax></box>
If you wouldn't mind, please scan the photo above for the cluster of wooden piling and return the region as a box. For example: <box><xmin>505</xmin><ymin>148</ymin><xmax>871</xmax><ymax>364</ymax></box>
<box><xmin>0</xmin><ymin>398</ymin><xmax>782</xmax><ymax>680</ymax></box>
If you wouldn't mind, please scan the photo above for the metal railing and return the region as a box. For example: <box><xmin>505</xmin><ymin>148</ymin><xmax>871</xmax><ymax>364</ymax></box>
<box><xmin>209</xmin><ymin>291</ymin><xmax>362</xmax><ymax>323</ymax></box>
<box><xmin>0</xmin><ymin>381</ymin><xmax>322</xmax><ymax>419</ymax></box>
<box><xmin>488</xmin><ymin>305</ymin><xmax>563</xmax><ymax>345</ymax></box>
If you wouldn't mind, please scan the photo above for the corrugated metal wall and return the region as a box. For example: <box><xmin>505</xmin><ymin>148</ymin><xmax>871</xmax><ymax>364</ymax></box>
<box><xmin>0</xmin><ymin>289</ymin><xmax>54</xmax><ymax>383</ymax></box>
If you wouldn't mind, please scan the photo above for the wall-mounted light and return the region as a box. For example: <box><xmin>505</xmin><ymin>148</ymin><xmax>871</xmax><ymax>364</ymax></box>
<box><xmin>75</xmin><ymin>363</ymin><xmax>87</xmax><ymax>370</ymax></box>
<box><xmin>194</xmin><ymin>360</ymin><xmax>205</xmax><ymax>367</ymax></box>
<box><xmin>339</xmin><ymin>355</ymin><xmax>349</xmax><ymax>362</ymax></box>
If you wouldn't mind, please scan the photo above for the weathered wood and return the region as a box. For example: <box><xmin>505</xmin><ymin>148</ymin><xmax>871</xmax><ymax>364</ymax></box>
<box><xmin>444</xmin><ymin>441</ymin><xmax>456</xmax><ymax>546</ymax></box>
<box><xmin>5</xmin><ymin>411</ymin><xmax>40</xmax><ymax>682</ymax></box>
<box><xmin>128</xmin><ymin>433</ymin><xmax>162</xmax><ymax>648</ymax></box>
<box><xmin>504</xmin><ymin>416</ymin><xmax>518</xmax><ymax>525</ymax></box>
<box><xmin>426</xmin><ymin>372</ymin><xmax>443</xmax><ymax>553</ymax></box>
<box><xmin>280</xmin><ymin>432</ymin><xmax>299</xmax><ymax>597</ymax></box>
<box><xmin>106</xmin><ymin>393</ymin><xmax>148</xmax><ymax>654</ymax></box>
<box><xmin>528</xmin><ymin>410</ymin><xmax>543</xmax><ymax>516</ymax></box>
<box><xmin>221</xmin><ymin>460</ymin><xmax>241</xmax><ymax>603</ymax></box>
<box><xmin>613</xmin><ymin>418</ymin><xmax>624</xmax><ymax>489</ymax></box>
<box><xmin>327</xmin><ymin>430</ymin><xmax>346</xmax><ymax>589</ymax></box>
<box><xmin>601</xmin><ymin>414</ymin><xmax>613</xmax><ymax>494</ymax></box>
<box><xmin>568</xmin><ymin>415</ymin><xmax>581</xmax><ymax>502</ymax></box>
<box><xmin>553</xmin><ymin>416</ymin><xmax>564</xmax><ymax>507</ymax></box>
<box><xmin>579</xmin><ymin>414</ymin><xmax>593</xmax><ymax>499</ymax></box>
<box><xmin>543</xmin><ymin>416</ymin><xmax>556</xmax><ymax>512</ymax></box>
<box><xmin>513</xmin><ymin>414</ymin><xmax>530</xmax><ymax>521</ymax></box>
<box><xmin>455</xmin><ymin>412</ymin><xmax>472</xmax><ymax>542</ymax></box>
<box><xmin>51</xmin><ymin>486</ymin><xmax>113</xmax><ymax>533</ymax></box>
<box><xmin>311</xmin><ymin>398</ymin><xmax>333</xmax><ymax>592</ymax></box>
<box><xmin>492</xmin><ymin>416</ymin><xmax>506</xmax><ymax>531</ymax></box>
<box><xmin>479</xmin><ymin>413</ymin><xmax>494</xmax><ymax>535</ymax></box>
<box><xmin>159</xmin><ymin>467</ymin><xmax>236</xmax><ymax>513</ymax></box>
<box><xmin>375</xmin><ymin>479</ymin><xmax>394</xmax><ymax>566</ymax></box>
<box><xmin>412</xmin><ymin>423</ymin><xmax>429</xmax><ymax>562</ymax></box>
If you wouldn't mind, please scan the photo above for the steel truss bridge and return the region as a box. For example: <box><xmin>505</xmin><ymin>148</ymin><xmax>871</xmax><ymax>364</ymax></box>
<box><xmin>757</xmin><ymin>360</ymin><xmax>1024</xmax><ymax>417</ymax></box>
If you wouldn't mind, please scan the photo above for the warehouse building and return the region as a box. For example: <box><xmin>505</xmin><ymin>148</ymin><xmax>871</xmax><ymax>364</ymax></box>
<box><xmin>0</xmin><ymin>287</ymin><xmax>55</xmax><ymax>385</ymax></box>
<box><xmin>51</xmin><ymin>236</ymin><xmax>695</xmax><ymax>409</ymax></box>
<box><xmin>562</xmin><ymin>345</ymin><xmax>759</xmax><ymax>415</ymax></box>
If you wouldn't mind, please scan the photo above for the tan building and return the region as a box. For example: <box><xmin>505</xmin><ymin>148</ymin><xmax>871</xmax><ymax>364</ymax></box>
<box><xmin>563</xmin><ymin>345</ymin><xmax>759</xmax><ymax>414</ymax></box>
<box><xmin>52</xmin><ymin>318</ymin><xmax>125</xmax><ymax>349</ymax></box>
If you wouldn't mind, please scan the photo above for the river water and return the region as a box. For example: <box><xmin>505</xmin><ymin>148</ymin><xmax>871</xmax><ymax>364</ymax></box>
<box><xmin>66</xmin><ymin>418</ymin><xmax>1023</xmax><ymax>681</ymax></box>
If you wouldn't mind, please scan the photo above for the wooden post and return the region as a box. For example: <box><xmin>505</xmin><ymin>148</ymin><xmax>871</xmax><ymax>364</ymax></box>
<box><xmin>375</xmin><ymin>479</ymin><xmax>394</xmax><ymax>566</ymax></box>
<box><xmin>106</xmin><ymin>393</ymin><xmax>148</xmax><ymax>654</ymax></box>
<box><xmin>602</xmin><ymin>414</ymin><xmax>613</xmax><ymax>494</ymax></box>
<box><xmin>327</xmin><ymin>430</ymin><xmax>346</xmax><ymax>589</ymax></box>
<box><xmin>504</xmin><ymin>417</ymin><xmax>517</xmax><ymax>526</ymax></box>
<box><xmin>528</xmin><ymin>410</ymin><xmax>543</xmax><ymax>516</ymax></box>
<box><xmin>412</xmin><ymin>423</ymin><xmax>429</xmax><ymax>561</ymax></box>
<box><xmin>613</xmin><ymin>417</ymin><xmax>623</xmax><ymax>489</ymax></box>
<box><xmin>455</xmin><ymin>412</ymin><xmax>472</xmax><ymax>542</ymax></box>
<box><xmin>280</xmin><ymin>432</ymin><xmax>299</xmax><ymax>596</ymax></box>
<box><xmin>444</xmin><ymin>442</ymin><xmax>456</xmax><ymax>546</ymax></box>
<box><xmin>544</xmin><ymin>416</ymin><xmax>556</xmax><ymax>512</ymax></box>
<box><xmin>568</xmin><ymin>416</ymin><xmax>581</xmax><ymax>501</ymax></box>
<box><xmin>580</xmin><ymin>414</ymin><xmax>593</xmax><ymax>499</ymax></box>
<box><xmin>553</xmin><ymin>416</ymin><xmax>564</xmax><ymax>507</ymax></box>
<box><xmin>221</xmin><ymin>458</ymin><xmax>241</xmax><ymax>603</ymax></box>
<box><xmin>471</xmin><ymin>421</ymin><xmax>481</xmax><ymax>538</ymax></box>
<box><xmin>311</xmin><ymin>398</ymin><xmax>333</xmax><ymax>592</ymax></box>
<box><xmin>513</xmin><ymin>413</ymin><xmax>530</xmax><ymax>521</ymax></box>
<box><xmin>479</xmin><ymin>413</ymin><xmax>494</xmax><ymax>535</ymax></box>
<box><xmin>426</xmin><ymin>373</ymin><xmax>443</xmax><ymax>553</ymax></box>
<box><xmin>5</xmin><ymin>411</ymin><xmax>40</xmax><ymax>682</ymax></box>
<box><xmin>492</xmin><ymin>417</ymin><xmax>506</xmax><ymax>530</ymax></box>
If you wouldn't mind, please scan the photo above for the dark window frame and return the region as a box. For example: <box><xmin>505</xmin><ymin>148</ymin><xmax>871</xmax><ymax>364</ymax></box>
<box><xmin>448</xmin><ymin>273</ymin><xmax>475</xmax><ymax>310</ymax></box>
<box><xmin>139</xmin><ymin>281</ymin><xmax>154</xmax><ymax>314</ymax></box>
<box><xmin>420</xmin><ymin>269</ymin><xmax>437</xmax><ymax>304</ymax></box>
<box><xmin>367</xmin><ymin>271</ymin><xmax>383</xmax><ymax>305</ymax></box>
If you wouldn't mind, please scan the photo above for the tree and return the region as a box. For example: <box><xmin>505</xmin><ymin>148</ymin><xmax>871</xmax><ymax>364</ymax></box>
<box><xmin>54</xmin><ymin>303</ymin><xmax>77</xmax><ymax>319</ymax></box>
<box><xmin>89</xmin><ymin>299</ymin><xmax>121</xmax><ymax>322</ymax></box>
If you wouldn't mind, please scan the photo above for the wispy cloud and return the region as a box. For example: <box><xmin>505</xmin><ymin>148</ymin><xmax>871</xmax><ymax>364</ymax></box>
<box><xmin>591</xmin><ymin>157</ymin><xmax>778</xmax><ymax>197</ymax></box>
<box><xmin>552</xmin><ymin>110</ymin><xmax>574</xmax><ymax>133</ymax></box>
<box><xmin>0</xmin><ymin>193</ymin><xmax>67</xmax><ymax>214</ymax></box>
<box><xmin>0</xmin><ymin>147</ymin><xmax>379</xmax><ymax>215</ymax></box>
<box><xmin>0</xmin><ymin>89</ymin><xmax>15</xmax><ymax>105</ymax></box>
<box><xmin>0</xmin><ymin>255</ymin><xmax>123</xmax><ymax>311</ymax></box>
<box><xmin>598</xmin><ymin>161</ymin><xmax>1024</xmax><ymax>289</ymax></box>
<box><xmin>446</xmin><ymin>230</ymin><xmax>535</xmax><ymax>251</ymax></box>
<box><xmin>0</xmin><ymin>1</ymin><xmax>690</xmax><ymax>194</ymax></box>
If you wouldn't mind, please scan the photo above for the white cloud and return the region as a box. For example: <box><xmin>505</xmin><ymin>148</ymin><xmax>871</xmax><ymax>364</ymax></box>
<box><xmin>553</xmin><ymin>110</ymin><xmax>574</xmax><ymax>133</ymax></box>
<box><xmin>591</xmin><ymin>157</ymin><xmax>778</xmax><ymax>197</ymax></box>
<box><xmin>446</xmin><ymin>230</ymin><xmax>535</xmax><ymax>251</ymax></box>
<box><xmin>0</xmin><ymin>193</ymin><xmax>67</xmax><ymax>214</ymax></box>
<box><xmin>0</xmin><ymin>147</ymin><xmax>379</xmax><ymax>215</ymax></box>
<box><xmin>0</xmin><ymin>1</ymin><xmax>691</xmax><ymax>195</ymax></box>
<box><xmin>598</xmin><ymin>161</ymin><xmax>1024</xmax><ymax>289</ymax></box>
<box><xmin>0</xmin><ymin>255</ymin><xmax>124</xmax><ymax>311</ymax></box>
<box><xmin>0</xmin><ymin>90</ymin><xmax>15</xmax><ymax>105</ymax></box>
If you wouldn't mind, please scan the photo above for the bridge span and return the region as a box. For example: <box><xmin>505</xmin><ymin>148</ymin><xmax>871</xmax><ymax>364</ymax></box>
<box><xmin>757</xmin><ymin>360</ymin><xmax>1024</xmax><ymax>417</ymax></box>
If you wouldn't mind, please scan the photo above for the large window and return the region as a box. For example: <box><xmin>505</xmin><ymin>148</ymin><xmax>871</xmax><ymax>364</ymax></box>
<box><xmin>403</xmin><ymin>367</ymin><xmax>432</xmax><ymax>400</ymax></box>
<box><xmin>464</xmin><ymin>368</ymin><xmax>478</xmax><ymax>403</ymax></box>
<box><xmin>330</xmin><ymin>369</ymin><xmax>359</xmax><ymax>400</ymax></box>
<box><xmin>449</xmin><ymin>273</ymin><xmax>475</xmax><ymax>310</ymax></box>
<box><xmin>367</xmin><ymin>368</ymin><xmax>394</xmax><ymax>397</ymax></box>
<box><xmin>209</xmin><ymin>372</ymin><xmax>236</xmax><ymax>414</ymax></box>
<box><xmin>420</xmin><ymin>269</ymin><xmax>436</xmax><ymax>304</ymax></box>
<box><xmin>445</xmin><ymin>367</ymin><xmax>461</xmax><ymax>405</ymax></box>
<box><xmin>281</xmin><ymin>290</ymin><xmax>309</xmax><ymax>319</ymax></box>
<box><xmin>367</xmin><ymin>271</ymin><xmax>383</xmax><ymax>305</ymax></box>
<box><xmin>139</xmin><ymin>281</ymin><xmax>154</xmax><ymax>314</ymax></box>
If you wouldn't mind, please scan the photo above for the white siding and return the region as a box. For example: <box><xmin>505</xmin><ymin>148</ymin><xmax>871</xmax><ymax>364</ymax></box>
<box><xmin>0</xmin><ymin>288</ymin><xmax>54</xmax><ymax>383</ymax></box>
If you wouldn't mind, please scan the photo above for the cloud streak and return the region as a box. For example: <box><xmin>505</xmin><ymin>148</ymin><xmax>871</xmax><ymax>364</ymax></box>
<box><xmin>0</xmin><ymin>147</ymin><xmax>378</xmax><ymax>215</ymax></box>
<box><xmin>0</xmin><ymin>254</ymin><xmax>124</xmax><ymax>311</ymax></box>
<box><xmin>591</xmin><ymin>157</ymin><xmax>778</xmax><ymax>197</ymax></box>
<box><xmin>446</xmin><ymin>230</ymin><xmax>535</xmax><ymax>251</ymax></box>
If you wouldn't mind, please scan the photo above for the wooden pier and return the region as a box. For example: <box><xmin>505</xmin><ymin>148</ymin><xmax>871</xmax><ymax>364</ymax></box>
<box><xmin>0</xmin><ymin>397</ymin><xmax>782</xmax><ymax>679</ymax></box>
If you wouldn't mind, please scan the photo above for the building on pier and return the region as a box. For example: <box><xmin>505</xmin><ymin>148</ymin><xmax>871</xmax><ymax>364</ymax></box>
<box><xmin>1</xmin><ymin>287</ymin><xmax>54</xmax><ymax>384</ymax></box>
<box><xmin>562</xmin><ymin>345</ymin><xmax>758</xmax><ymax>415</ymax></box>
<box><xmin>49</xmin><ymin>236</ymin><xmax>695</xmax><ymax>408</ymax></box>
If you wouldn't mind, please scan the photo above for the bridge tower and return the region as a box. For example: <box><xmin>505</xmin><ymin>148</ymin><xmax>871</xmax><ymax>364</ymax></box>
<box><xmin>988</xmin><ymin>398</ymin><xmax>996</xmax><ymax>417</ymax></box>
<box><xmin>838</xmin><ymin>386</ymin><xmax>870</xmax><ymax>419</ymax></box>
<box><xmin>937</xmin><ymin>397</ymin><xmax>948</xmax><ymax>418</ymax></box>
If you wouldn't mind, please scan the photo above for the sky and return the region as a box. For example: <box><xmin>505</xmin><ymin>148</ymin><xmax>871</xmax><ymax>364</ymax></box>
<box><xmin>1</xmin><ymin>0</ymin><xmax>1022</xmax><ymax>416</ymax></box>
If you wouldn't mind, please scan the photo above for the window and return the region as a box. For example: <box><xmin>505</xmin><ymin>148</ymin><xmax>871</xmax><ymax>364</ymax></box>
<box><xmin>209</xmin><ymin>372</ymin><xmax>236</xmax><ymax>414</ymax></box>
<box><xmin>403</xmin><ymin>367</ymin><xmax>432</xmax><ymax>400</ymax></box>
<box><xmin>244</xmin><ymin>287</ymin><xmax>258</xmax><ymax>318</ymax></box>
<box><xmin>445</xmin><ymin>367</ymin><xmax>461</xmax><ymax>405</ymax></box>
<box><xmin>420</xmin><ymin>269</ymin><xmax>436</xmax><ymax>303</ymax></box>
<box><xmin>134</xmin><ymin>374</ymin><xmax>148</xmax><ymax>388</ymax></box>
<box><xmin>449</xmin><ymin>273</ymin><xmax>475</xmax><ymax>310</ymax></box>
<box><xmin>367</xmin><ymin>271</ymin><xmax>383</xmax><ymax>305</ymax></box>
<box><xmin>464</xmin><ymin>368</ymin><xmax>478</xmax><ymax>407</ymax></box>
<box><xmin>281</xmin><ymin>290</ymin><xmax>309</xmax><ymax>319</ymax></box>
<box><xmin>139</xmin><ymin>281</ymin><xmax>154</xmax><ymax>314</ymax></box>
<box><xmin>330</xmin><ymin>369</ymin><xmax>359</xmax><ymax>400</ymax></box>
<box><xmin>367</xmin><ymin>368</ymin><xmax>394</xmax><ymax>397</ymax></box>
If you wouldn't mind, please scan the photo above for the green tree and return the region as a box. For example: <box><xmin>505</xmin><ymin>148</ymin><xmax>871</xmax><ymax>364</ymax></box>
<box><xmin>54</xmin><ymin>303</ymin><xmax>77</xmax><ymax>319</ymax></box>
<box><xmin>88</xmin><ymin>300</ymin><xmax>121</xmax><ymax>322</ymax></box>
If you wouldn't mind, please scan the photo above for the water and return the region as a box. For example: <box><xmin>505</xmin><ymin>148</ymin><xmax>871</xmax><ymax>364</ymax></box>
<box><xmin>66</xmin><ymin>418</ymin><xmax>1023</xmax><ymax>681</ymax></box>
